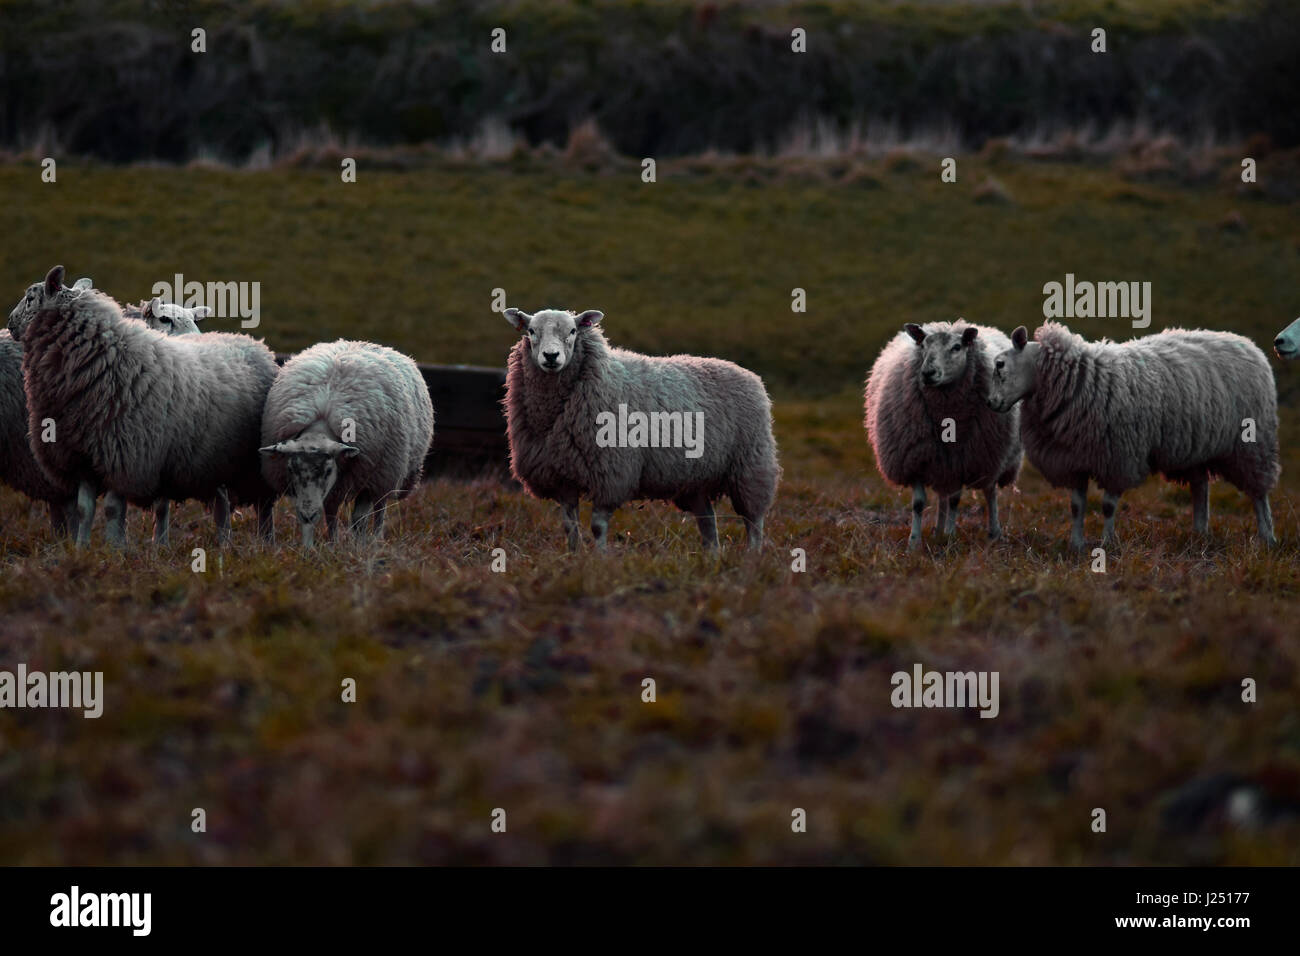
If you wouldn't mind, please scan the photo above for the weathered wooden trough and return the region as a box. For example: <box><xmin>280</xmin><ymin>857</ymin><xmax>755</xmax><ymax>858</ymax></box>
<box><xmin>275</xmin><ymin>356</ymin><xmax>510</xmax><ymax>481</ymax></box>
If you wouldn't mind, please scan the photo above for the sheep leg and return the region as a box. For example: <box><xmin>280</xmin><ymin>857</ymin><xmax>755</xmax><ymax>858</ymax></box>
<box><xmin>61</xmin><ymin>499</ymin><xmax>80</xmax><ymax>540</ymax></box>
<box><xmin>944</xmin><ymin>491</ymin><xmax>961</xmax><ymax>536</ymax></box>
<box><xmin>1254</xmin><ymin>497</ymin><xmax>1276</xmax><ymax>547</ymax></box>
<box><xmin>351</xmin><ymin>493</ymin><xmax>374</xmax><ymax>542</ymax></box>
<box><xmin>591</xmin><ymin>506</ymin><xmax>615</xmax><ymax>551</ymax></box>
<box><xmin>1068</xmin><ymin>481</ymin><xmax>1087</xmax><ymax>551</ymax></box>
<box><xmin>213</xmin><ymin>489</ymin><xmax>232</xmax><ymax>547</ymax></box>
<box><xmin>694</xmin><ymin>501</ymin><xmax>718</xmax><ymax>552</ymax></box>
<box><xmin>256</xmin><ymin>495</ymin><xmax>275</xmax><ymax>543</ymax></box>
<box><xmin>983</xmin><ymin>486</ymin><xmax>1001</xmax><ymax>540</ymax></box>
<box><xmin>1101</xmin><ymin>491</ymin><xmax>1121</xmax><ymax>547</ymax></box>
<box><xmin>909</xmin><ymin>484</ymin><xmax>926</xmax><ymax>551</ymax></box>
<box><xmin>47</xmin><ymin>500</ymin><xmax>69</xmax><ymax>536</ymax></box>
<box><xmin>153</xmin><ymin>499</ymin><xmax>170</xmax><ymax>546</ymax></box>
<box><xmin>371</xmin><ymin>504</ymin><xmax>386</xmax><ymax>539</ymax></box>
<box><xmin>75</xmin><ymin>480</ymin><xmax>97</xmax><ymax>548</ymax></box>
<box><xmin>560</xmin><ymin>501</ymin><xmax>581</xmax><ymax>552</ymax></box>
<box><xmin>324</xmin><ymin>502</ymin><xmax>339</xmax><ymax>543</ymax></box>
<box><xmin>1190</xmin><ymin>474</ymin><xmax>1209</xmax><ymax>536</ymax></box>
<box><xmin>103</xmin><ymin>492</ymin><xmax>127</xmax><ymax>550</ymax></box>
<box><xmin>743</xmin><ymin>514</ymin><xmax>764</xmax><ymax>552</ymax></box>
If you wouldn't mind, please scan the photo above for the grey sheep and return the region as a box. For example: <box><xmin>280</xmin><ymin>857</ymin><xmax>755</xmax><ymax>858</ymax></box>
<box><xmin>864</xmin><ymin>320</ymin><xmax>1023</xmax><ymax>550</ymax></box>
<box><xmin>259</xmin><ymin>339</ymin><xmax>434</xmax><ymax>546</ymax></box>
<box><xmin>7</xmin><ymin>266</ymin><xmax>279</xmax><ymax>548</ymax></box>
<box><xmin>502</xmin><ymin>307</ymin><xmax>780</xmax><ymax>552</ymax></box>
<box><xmin>987</xmin><ymin>322</ymin><xmax>1280</xmax><ymax>548</ymax></box>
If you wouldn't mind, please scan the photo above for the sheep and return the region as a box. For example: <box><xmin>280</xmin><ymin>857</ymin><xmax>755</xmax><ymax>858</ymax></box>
<box><xmin>7</xmin><ymin>265</ymin><xmax>279</xmax><ymax>548</ymax></box>
<box><xmin>259</xmin><ymin>339</ymin><xmax>434</xmax><ymax>546</ymax></box>
<box><xmin>501</xmin><ymin>307</ymin><xmax>780</xmax><ymax>552</ymax></box>
<box><xmin>3</xmin><ymin>275</ymin><xmax>94</xmax><ymax>535</ymax></box>
<box><xmin>986</xmin><ymin>322</ymin><xmax>1279</xmax><ymax>548</ymax></box>
<box><xmin>864</xmin><ymin>319</ymin><xmax>1023</xmax><ymax>550</ymax></box>
<box><xmin>1275</xmin><ymin>317</ymin><xmax>1300</xmax><ymax>359</ymax></box>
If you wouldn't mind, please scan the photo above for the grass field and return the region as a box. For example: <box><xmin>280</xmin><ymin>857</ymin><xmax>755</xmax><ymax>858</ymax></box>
<box><xmin>1</xmin><ymin>154</ymin><xmax>1299</xmax><ymax>864</ymax></box>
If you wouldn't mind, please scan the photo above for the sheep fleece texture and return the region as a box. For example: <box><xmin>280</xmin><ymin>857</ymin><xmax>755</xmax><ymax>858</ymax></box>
<box><xmin>20</xmin><ymin>290</ymin><xmax>279</xmax><ymax>506</ymax></box>
<box><xmin>261</xmin><ymin>339</ymin><xmax>434</xmax><ymax>501</ymax></box>
<box><xmin>0</xmin><ymin>330</ymin><xmax>66</xmax><ymax>502</ymax></box>
<box><xmin>1022</xmin><ymin>322</ymin><xmax>1280</xmax><ymax>496</ymax></box>
<box><xmin>864</xmin><ymin>322</ymin><xmax>1022</xmax><ymax>493</ymax></box>
<box><xmin>504</xmin><ymin>327</ymin><xmax>780</xmax><ymax>516</ymax></box>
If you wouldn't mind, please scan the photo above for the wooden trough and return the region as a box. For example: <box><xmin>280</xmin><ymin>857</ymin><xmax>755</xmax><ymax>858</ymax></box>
<box><xmin>275</xmin><ymin>356</ymin><xmax>511</xmax><ymax>481</ymax></box>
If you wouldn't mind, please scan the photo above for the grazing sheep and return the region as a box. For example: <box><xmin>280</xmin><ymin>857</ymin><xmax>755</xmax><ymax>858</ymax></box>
<box><xmin>987</xmin><ymin>322</ymin><xmax>1279</xmax><ymax>548</ymax></box>
<box><xmin>7</xmin><ymin>266</ymin><xmax>279</xmax><ymax>548</ymax></box>
<box><xmin>259</xmin><ymin>339</ymin><xmax>434</xmax><ymax>546</ymax></box>
<box><xmin>864</xmin><ymin>320</ymin><xmax>1023</xmax><ymax>550</ymax></box>
<box><xmin>1275</xmin><ymin>317</ymin><xmax>1300</xmax><ymax>360</ymax></box>
<box><xmin>2</xmin><ymin>275</ymin><xmax>93</xmax><ymax>535</ymax></box>
<box><xmin>501</xmin><ymin>307</ymin><xmax>780</xmax><ymax>552</ymax></box>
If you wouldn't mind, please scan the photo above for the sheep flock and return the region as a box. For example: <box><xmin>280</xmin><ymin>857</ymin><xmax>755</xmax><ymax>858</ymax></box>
<box><xmin>4</xmin><ymin>264</ymin><xmax>1300</xmax><ymax>555</ymax></box>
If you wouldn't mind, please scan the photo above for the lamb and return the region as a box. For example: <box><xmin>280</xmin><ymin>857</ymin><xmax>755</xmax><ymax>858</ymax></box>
<box><xmin>1275</xmin><ymin>317</ymin><xmax>1300</xmax><ymax>359</ymax></box>
<box><xmin>3</xmin><ymin>275</ymin><xmax>96</xmax><ymax>535</ymax></box>
<box><xmin>987</xmin><ymin>322</ymin><xmax>1279</xmax><ymax>548</ymax></box>
<box><xmin>7</xmin><ymin>265</ymin><xmax>279</xmax><ymax>548</ymax></box>
<box><xmin>259</xmin><ymin>339</ymin><xmax>434</xmax><ymax>546</ymax></box>
<box><xmin>864</xmin><ymin>319</ymin><xmax>1023</xmax><ymax>550</ymax></box>
<box><xmin>501</xmin><ymin>307</ymin><xmax>780</xmax><ymax>552</ymax></box>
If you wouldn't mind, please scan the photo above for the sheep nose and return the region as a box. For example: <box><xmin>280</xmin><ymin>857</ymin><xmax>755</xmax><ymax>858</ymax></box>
<box><xmin>922</xmin><ymin>370</ymin><xmax>938</xmax><ymax>383</ymax></box>
<box><xmin>1276</xmin><ymin>336</ymin><xmax>1286</xmax><ymax>347</ymax></box>
<box><xmin>543</xmin><ymin>351</ymin><xmax>559</xmax><ymax>363</ymax></box>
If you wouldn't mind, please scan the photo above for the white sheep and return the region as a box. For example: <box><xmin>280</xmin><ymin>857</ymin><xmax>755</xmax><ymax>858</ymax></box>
<box><xmin>501</xmin><ymin>307</ymin><xmax>780</xmax><ymax>551</ymax></box>
<box><xmin>864</xmin><ymin>320</ymin><xmax>1023</xmax><ymax>550</ymax></box>
<box><xmin>7</xmin><ymin>266</ymin><xmax>280</xmax><ymax>548</ymax></box>
<box><xmin>988</xmin><ymin>322</ymin><xmax>1280</xmax><ymax>547</ymax></box>
<box><xmin>259</xmin><ymin>339</ymin><xmax>434</xmax><ymax>546</ymax></box>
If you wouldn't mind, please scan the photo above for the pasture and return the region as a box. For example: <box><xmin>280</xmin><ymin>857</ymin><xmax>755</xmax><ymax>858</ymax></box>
<box><xmin>1</xmin><ymin>153</ymin><xmax>1298</xmax><ymax>864</ymax></box>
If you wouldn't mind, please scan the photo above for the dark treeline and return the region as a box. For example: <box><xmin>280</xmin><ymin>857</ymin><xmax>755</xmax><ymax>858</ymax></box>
<box><xmin>2</xmin><ymin>0</ymin><xmax>1298</xmax><ymax>162</ymax></box>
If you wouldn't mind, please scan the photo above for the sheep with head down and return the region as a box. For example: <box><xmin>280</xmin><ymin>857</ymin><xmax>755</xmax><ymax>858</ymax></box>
<box><xmin>259</xmin><ymin>339</ymin><xmax>434</xmax><ymax>546</ymax></box>
<box><xmin>987</xmin><ymin>322</ymin><xmax>1279</xmax><ymax>548</ymax></box>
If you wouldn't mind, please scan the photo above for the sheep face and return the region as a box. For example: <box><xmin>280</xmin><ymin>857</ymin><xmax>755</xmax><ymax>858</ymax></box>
<box><xmin>987</xmin><ymin>325</ymin><xmax>1043</xmax><ymax>413</ymax></box>
<box><xmin>1275</xmin><ymin>317</ymin><xmax>1300</xmax><ymax>360</ymax></box>
<box><xmin>7</xmin><ymin>266</ymin><xmax>92</xmax><ymax>341</ymax></box>
<box><xmin>905</xmin><ymin>323</ymin><xmax>979</xmax><ymax>388</ymax></box>
<box><xmin>504</xmin><ymin>307</ymin><xmax>604</xmax><ymax>373</ymax></box>
<box><xmin>142</xmin><ymin>298</ymin><xmax>210</xmax><ymax>336</ymax></box>
<box><xmin>259</xmin><ymin>436</ymin><xmax>359</xmax><ymax>545</ymax></box>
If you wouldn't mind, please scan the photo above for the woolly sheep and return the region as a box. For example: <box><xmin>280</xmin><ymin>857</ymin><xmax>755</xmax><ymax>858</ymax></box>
<box><xmin>864</xmin><ymin>320</ymin><xmax>1023</xmax><ymax>550</ymax></box>
<box><xmin>259</xmin><ymin>339</ymin><xmax>434</xmax><ymax>546</ymax></box>
<box><xmin>2</xmin><ymin>274</ymin><xmax>93</xmax><ymax>535</ymax></box>
<box><xmin>987</xmin><ymin>322</ymin><xmax>1279</xmax><ymax>548</ymax></box>
<box><xmin>501</xmin><ymin>307</ymin><xmax>780</xmax><ymax>552</ymax></box>
<box><xmin>7</xmin><ymin>266</ymin><xmax>280</xmax><ymax>548</ymax></box>
<box><xmin>1275</xmin><ymin>317</ymin><xmax>1300</xmax><ymax>359</ymax></box>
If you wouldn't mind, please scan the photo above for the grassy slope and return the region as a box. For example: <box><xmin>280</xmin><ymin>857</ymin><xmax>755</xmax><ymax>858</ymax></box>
<box><xmin>0</xmin><ymin>158</ymin><xmax>1298</xmax><ymax>864</ymax></box>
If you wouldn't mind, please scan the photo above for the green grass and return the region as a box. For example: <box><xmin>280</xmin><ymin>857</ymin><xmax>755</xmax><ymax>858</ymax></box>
<box><xmin>0</xmin><ymin>156</ymin><xmax>1298</xmax><ymax>864</ymax></box>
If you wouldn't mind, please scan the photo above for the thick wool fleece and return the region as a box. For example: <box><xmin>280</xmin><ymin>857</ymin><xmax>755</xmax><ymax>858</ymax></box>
<box><xmin>504</xmin><ymin>326</ymin><xmax>780</xmax><ymax>520</ymax></box>
<box><xmin>261</xmin><ymin>339</ymin><xmax>434</xmax><ymax>504</ymax></box>
<box><xmin>20</xmin><ymin>290</ymin><xmax>279</xmax><ymax>508</ymax></box>
<box><xmin>864</xmin><ymin>322</ymin><xmax>1022</xmax><ymax>494</ymax></box>
<box><xmin>1022</xmin><ymin>322</ymin><xmax>1280</xmax><ymax>497</ymax></box>
<box><xmin>0</xmin><ymin>330</ymin><xmax>68</xmax><ymax>502</ymax></box>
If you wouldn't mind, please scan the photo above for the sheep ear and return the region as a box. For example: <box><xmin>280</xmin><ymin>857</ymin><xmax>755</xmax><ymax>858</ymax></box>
<box><xmin>504</xmin><ymin>308</ymin><xmax>531</xmax><ymax>333</ymax></box>
<box><xmin>143</xmin><ymin>297</ymin><xmax>161</xmax><ymax>318</ymax></box>
<box><xmin>576</xmin><ymin>310</ymin><xmax>603</xmax><ymax>328</ymax></box>
<box><xmin>1011</xmin><ymin>326</ymin><xmax>1029</xmax><ymax>351</ymax></box>
<box><xmin>340</xmin><ymin>444</ymin><xmax>360</xmax><ymax>459</ymax></box>
<box><xmin>904</xmin><ymin>323</ymin><xmax>925</xmax><ymax>344</ymax></box>
<box><xmin>961</xmin><ymin>326</ymin><xmax>979</xmax><ymax>346</ymax></box>
<box><xmin>44</xmin><ymin>265</ymin><xmax>65</xmax><ymax>296</ymax></box>
<box><xmin>258</xmin><ymin>443</ymin><xmax>284</xmax><ymax>456</ymax></box>
<box><xmin>192</xmin><ymin>306</ymin><xmax>212</xmax><ymax>320</ymax></box>
<box><xmin>72</xmin><ymin>277</ymin><xmax>93</xmax><ymax>291</ymax></box>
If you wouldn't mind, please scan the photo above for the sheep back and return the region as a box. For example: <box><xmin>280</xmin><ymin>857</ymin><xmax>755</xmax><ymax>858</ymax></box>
<box><xmin>1022</xmin><ymin>322</ymin><xmax>1280</xmax><ymax>497</ymax></box>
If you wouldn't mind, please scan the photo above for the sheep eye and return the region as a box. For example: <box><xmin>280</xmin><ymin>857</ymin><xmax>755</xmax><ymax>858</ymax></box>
<box><xmin>569</xmin><ymin>329</ymin><xmax>576</xmax><ymax>336</ymax></box>
<box><xmin>995</xmin><ymin>359</ymin><xmax>1005</xmax><ymax>370</ymax></box>
<box><xmin>951</xmin><ymin>344</ymin><xmax>961</xmax><ymax>352</ymax></box>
